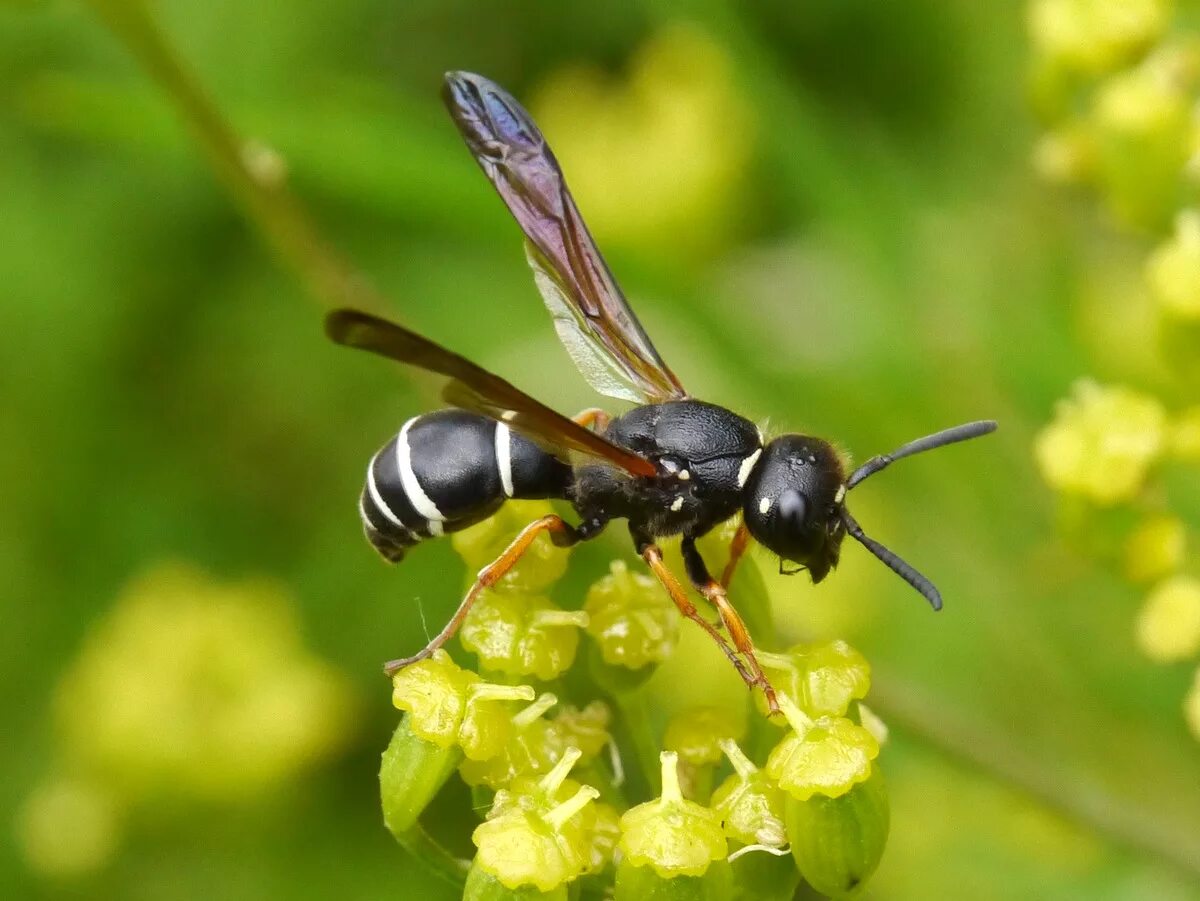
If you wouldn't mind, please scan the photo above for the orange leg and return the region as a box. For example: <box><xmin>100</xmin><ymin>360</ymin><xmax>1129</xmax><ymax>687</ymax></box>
<box><xmin>572</xmin><ymin>407</ymin><xmax>612</xmax><ymax>432</ymax></box>
<box><xmin>683</xmin><ymin>537</ymin><xmax>779</xmax><ymax>715</ymax></box>
<box><xmin>640</xmin><ymin>543</ymin><xmax>756</xmax><ymax>689</ymax></box>
<box><xmin>720</xmin><ymin>521</ymin><xmax>753</xmax><ymax>589</ymax></box>
<box><xmin>384</xmin><ymin>515</ymin><xmax>579</xmax><ymax>675</ymax></box>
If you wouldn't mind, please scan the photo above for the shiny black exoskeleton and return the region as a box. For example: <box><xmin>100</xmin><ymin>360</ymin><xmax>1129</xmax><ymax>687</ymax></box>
<box><xmin>330</xmin><ymin>70</ymin><xmax>997</xmax><ymax>711</ymax></box>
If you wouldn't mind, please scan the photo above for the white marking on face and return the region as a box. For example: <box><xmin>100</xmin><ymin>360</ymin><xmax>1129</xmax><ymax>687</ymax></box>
<box><xmin>366</xmin><ymin>452</ymin><xmax>416</xmax><ymax>537</ymax></box>
<box><xmin>670</xmin><ymin>496</ymin><xmax>684</xmax><ymax>512</ymax></box>
<box><xmin>678</xmin><ymin>469</ymin><xmax>691</xmax><ymax>481</ymax></box>
<box><xmin>662</xmin><ymin>459</ymin><xmax>678</xmax><ymax>473</ymax></box>
<box><xmin>495</xmin><ymin>422</ymin><xmax>514</xmax><ymax>498</ymax></box>
<box><xmin>397</xmin><ymin>418</ymin><xmax>446</xmax><ymax>524</ymax></box>
<box><xmin>737</xmin><ymin>449</ymin><xmax>762</xmax><ymax>489</ymax></box>
<box><xmin>834</xmin><ymin>484</ymin><xmax>846</xmax><ymax>504</ymax></box>
<box><xmin>758</xmin><ymin>496</ymin><xmax>771</xmax><ymax>515</ymax></box>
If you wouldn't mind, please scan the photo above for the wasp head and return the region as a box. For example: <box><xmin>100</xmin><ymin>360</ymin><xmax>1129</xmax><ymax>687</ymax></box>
<box><xmin>742</xmin><ymin>435</ymin><xmax>847</xmax><ymax>583</ymax></box>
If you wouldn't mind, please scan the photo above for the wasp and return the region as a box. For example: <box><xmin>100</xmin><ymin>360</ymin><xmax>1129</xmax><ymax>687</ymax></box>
<box><xmin>327</xmin><ymin>72</ymin><xmax>996</xmax><ymax>713</ymax></box>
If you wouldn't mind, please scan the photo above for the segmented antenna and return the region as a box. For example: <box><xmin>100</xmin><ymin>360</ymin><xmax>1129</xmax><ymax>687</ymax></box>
<box><xmin>847</xmin><ymin>420</ymin><xmax>997</xmax><ymax>489</ymax></box>
<box><xmin>841</xmin><ymin>510</ymin><xmax>942</xmax><ymax>610</ymax></box>
<box><xmin>841</xmin><ymin>419</ymin><xmax>997</xmax><ymax>610</ymax></box>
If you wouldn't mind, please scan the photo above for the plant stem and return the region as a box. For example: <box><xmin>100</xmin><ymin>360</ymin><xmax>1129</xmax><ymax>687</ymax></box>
<box><xmin>82</xmin><ymin>0</ymin><xmax>387</xmax><ymax>314</ymax></box>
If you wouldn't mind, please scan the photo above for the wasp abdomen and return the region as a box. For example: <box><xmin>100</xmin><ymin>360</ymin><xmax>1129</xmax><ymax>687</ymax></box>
<box><xmin>359</xmin><ymin>409</ymin><xmax>571</xmax><ymax>562</ymax></box>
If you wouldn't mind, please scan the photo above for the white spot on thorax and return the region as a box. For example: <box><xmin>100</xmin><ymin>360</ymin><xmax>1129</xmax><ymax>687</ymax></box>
<box><xmin>758</xmin><ymin>496</ymin><xmax>771</xmax><ymax>515</ymax></box>
<box><xmin>501</xmin><ymin>410</ymin><xmax>518</xmax><ymax>422</ymax></box>
<box><xmin>678</xmin><ymin>469</ymin><xmax>691</xmax><ymax>481</ymax></box>
<box><xmin>737</xmin><ymin>448</ymin><xmax>762</xmax><ymax>489</ymax></box>
<box><xmin>670</xmin><ymin>497</ymin><xmax>684</xmax><ymax>512</ymax></box>
<box><xmin>397</xmin><ymin>418</ymin><xmax>446</xmax><ymax>528</ymax></box>
<box><xmin>834</xmin><ymin>484</ymin><xmax>846</xmax><ymax>504</ymax></box>
<box><xmin>495</xmin><ymin>422</ymin><xmax>514</xmax><ymax>498</ymax></box>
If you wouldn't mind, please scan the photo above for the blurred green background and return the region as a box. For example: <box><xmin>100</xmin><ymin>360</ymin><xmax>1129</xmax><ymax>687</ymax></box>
<box><xmin>3</xmin><ymin>1</ymin><xmax>1199</xmax><ymax>898</ymax></box>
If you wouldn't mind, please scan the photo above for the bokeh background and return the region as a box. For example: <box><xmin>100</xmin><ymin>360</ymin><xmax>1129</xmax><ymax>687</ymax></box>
<box><xmin>3</xmin><ymin>1</ymin><xmax>1200</xmax><ymax>898</ymax></box>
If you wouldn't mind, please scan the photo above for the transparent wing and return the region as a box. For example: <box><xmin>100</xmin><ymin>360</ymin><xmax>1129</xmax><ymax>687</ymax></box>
<box><xmin>443</xmin><ymin>70</ymin><xmax>688</xmax><ymax>404</ymax></box>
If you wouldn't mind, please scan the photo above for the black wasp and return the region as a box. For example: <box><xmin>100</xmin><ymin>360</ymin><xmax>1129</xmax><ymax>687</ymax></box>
<box><xmin>327</xmin><ymin>72</ymin><xmax>996</xmax><ymax>713</ymax></box>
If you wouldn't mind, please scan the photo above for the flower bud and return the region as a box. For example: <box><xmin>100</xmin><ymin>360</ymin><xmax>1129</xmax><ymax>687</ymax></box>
<box><xmin>755</xmin><ymin>641</ymin><xmax>871</xmax><ymax>719</ymax></box>
<box><xmin>784</xmin><ymin>766</ymin><xmax>890</xmax><ymax>899</ymax></box>
<box><xmin>585</xmin><ymin>560</ymin><xmax>680</xmax><ymax>671</ymax></box>
<box><xmin>1123</xmin><ymin>514</ymin><xmax>1186</xmax><ymax>583</ymax></box>
<box><xmin>390</xmin><ymin>650</ymin><xmax>536</xmax><ymax>761</ymax></box>
<box><xmin>1148</xmin><ymin>210</ymin><xmax>1200</xmax><ymax>319</ymax></box>
<box><xmin>1136</xmin><ymin>575</ymin><xmax>1200</xmax><ymax>662</ymax></box>
<box><xmin>709</xmin><ymin>739</ymin><xmax>786</xmax><ymax>849</ymax></box>
<box><xmin>459</xmin><ymin>693</ymin><xmax>560</xmax><ymax>789</ymax></box>
<box><xmin>1034</xmin><ymin>380</ymin><xmax>1167</xmax><ymax>505</ymax></box>
<box><xmin>452</xmin><ymin>501</ymin><xmax>569</xmax><ymax>593</ymax></box>
<box><xmin>765</xmin><ymin>694</ymin><xmax>879</xmax><ymax>801</ymax></box>
<box><xmin>460</xmin><ymin>592</ymin><xmax>588</xmax><ymax>681</ymax></box>
<box><xmin>471</xmin><ymin>748</ymin><xmax>601</xmax><ymax>893</ymax></box>
<box><xmin>617</xmin><ymin>751</ymin><xmax>728</xmax><ymax>882</ymax></box>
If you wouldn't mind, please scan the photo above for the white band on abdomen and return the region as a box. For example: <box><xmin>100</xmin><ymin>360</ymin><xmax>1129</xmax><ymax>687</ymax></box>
<box><xmin>495</xmin><ymin>422</ymin><xmax>515</xmax><ymax>498</ymax></box>
<box><xmin>396</xmin><ymin>418</ymin><xmax>446</xmax><ymax>524</ymax></box>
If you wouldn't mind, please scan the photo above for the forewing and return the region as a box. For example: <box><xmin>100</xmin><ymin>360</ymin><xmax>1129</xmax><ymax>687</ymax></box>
<box><xmin>442</xmin><ymin>71</ymin><xmax>688</xmax><ymax>404</ymax></box>
<box><xmin>326</xmin><ymin>308</ymin><xmax>656</xmax><ymax>478</ymax></box>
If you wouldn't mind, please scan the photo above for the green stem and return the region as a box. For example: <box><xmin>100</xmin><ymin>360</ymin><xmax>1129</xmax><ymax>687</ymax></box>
<box><xmin>396</xmin><ymin>825</ymin><xmax>470</xmax><ymax>890</ymax></box>
<box><xmin>612</xmin><ymin>689</ymin><xmax>662</xmax><ymax>794</ymax></box>
<box><xmin>82</xmin><ymin>0</ymin><xmax>387</xmax><ymax>314</ymax></box>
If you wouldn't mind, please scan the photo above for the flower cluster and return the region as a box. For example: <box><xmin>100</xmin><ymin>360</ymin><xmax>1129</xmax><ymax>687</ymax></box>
<box><xmin>17</xmin><ymin>562</ymin><xmax>357</xmax><ymax>877</ymax></box>
<box><xmin>380</xmin><ymin>500</ymin><xmax>890</xmax><ymax>899</ymax></box>
<box><xmin>1028</xmin><ymin>0</ymin><xmax>1200</xmax><ymax>740</ymax></box>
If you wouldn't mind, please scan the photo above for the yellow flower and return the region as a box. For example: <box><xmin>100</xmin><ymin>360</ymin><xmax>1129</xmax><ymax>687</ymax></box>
<box><xmin>1090</xmin><ymin>49</ymin><xmax>1195</xmax><ymax>229</ymax></box>
<box><xmin>1029</xmin><ymin>0</ymin><xmax>1170</xmax><ymax>77</ymax></box>
<box><xmin>1123</xmin><ymin>514</ymin><xmax>1186</xmax><ymax>583</ymax></box>
<box><xmin>530</xmin><ymin>24</ymin><xmax>751</xmax><ymax>259</ymax></box>
<box><xmin>1034</xmin><ymin>380</ymin><xmax>1167</xmax><ymax>504</ymax></box>
<box><xmin>1136</xmin><ymin>575</ymin><xmax>1200</xmax><ymax>662</ymax></box>
<box><xmin>16</xmin><ymin>776</ymin><xmax>120</xmax><ymax>877</ymax></box>
<box><xmin>1147</xmin><ymin>210</ymin><xmax>1200</xmax><ymax>319</ymax></box>
<box><xmin>55</xmin><ymin>562</ymin><xmax>356</xmax><ymax>802</ymax></box>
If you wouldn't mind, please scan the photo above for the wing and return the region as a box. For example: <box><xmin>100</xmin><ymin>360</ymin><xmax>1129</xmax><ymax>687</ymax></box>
<box><xmin>326</xmin><ymin>308</ymin><xmax>657</xmax><ymax>478</ymax></box>
<box><xmin>442</xmin><ymin>70</ymin><xmax>688</xmax><ymax>405</ymax></box>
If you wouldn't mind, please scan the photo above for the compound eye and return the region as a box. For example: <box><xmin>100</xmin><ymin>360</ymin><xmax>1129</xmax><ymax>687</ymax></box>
<box><xmin>777</xmin><ymin>489</ymin><xmax>808</xmax><ymax>529</ymax></box>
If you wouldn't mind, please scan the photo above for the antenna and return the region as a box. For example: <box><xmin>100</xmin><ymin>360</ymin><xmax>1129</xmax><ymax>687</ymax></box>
<box><xmin>841</xmin><ymin>509</ymin><xmax>943</xmax><ymax>610</ymax></box>
<box><xmin>841</xmin><ymin>419</ymin><xmax>997</xmax><ymax>610</ymax></box>
<box><xmin>847</xmin><ymin>420</ymin><xmax>997</xmax><ymax>489</ymax></box>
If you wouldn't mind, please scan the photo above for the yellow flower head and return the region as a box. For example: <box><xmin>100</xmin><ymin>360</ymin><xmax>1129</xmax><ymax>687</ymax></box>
<box><xmin>1147</xmin><ymin>210</ymin><xmax>1200</xmax><ymax>319</ymax></box>
<box><xmin>530</xmin><ymin>24</ymin><xmax>751</xmax><ymax>259</ymax></box>
<box><xmin>1029</xmin><ymin>0</ymin><xmax>1171</xmax><ymax>77</ymax></box>
<box><xmin>1034</xmin><ymin>380</ymin><xmax>1167</xmax><ymax>505</ymax></box>
<box><xmin>55</xmin><ymin>563</ymin><xmax>356</xmax><ymax>803</ymax></box>
<box><xmin>1136</xmin><ymin>575</ymin><xmax>1200</xmax><ymax>662</ymax></box>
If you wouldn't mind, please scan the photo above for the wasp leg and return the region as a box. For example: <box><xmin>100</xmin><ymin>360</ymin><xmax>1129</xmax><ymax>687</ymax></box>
<box><xmin>682</xmin><ymin>537</ymin><xmax>779</xmax><ymax>716</ymax></box>
<box><xmin>635</xmin><ymin>537</ymin><xmax>756</xmax><ymax>689</ymax></box>
<box><xmin>384</xmin><ymin>514</ymin><xmax>586</xmax><ymax>675</ymax></box>
<box><xmin>572</xmin><ymin>407</ymin><xmax>612</xmax><ymax>432</ymax></box>
<box><xmin>719</xmin><ymin>521</ymin><xmax>753</xmax><ymax>589</ymax></box>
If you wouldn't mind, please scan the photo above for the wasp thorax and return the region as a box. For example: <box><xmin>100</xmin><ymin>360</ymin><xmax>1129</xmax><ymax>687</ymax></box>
<box><xmin>743</xmin><ymin>435</ymin><xmax>847</xmax><ymax>582</ymax></box>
